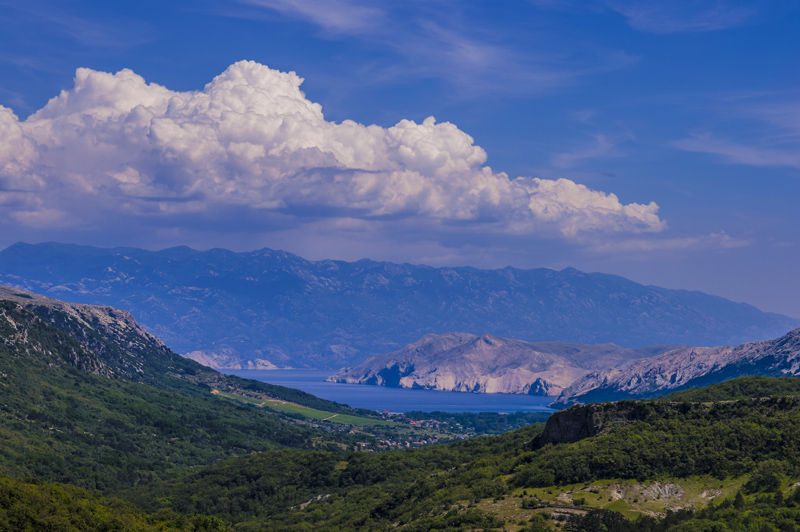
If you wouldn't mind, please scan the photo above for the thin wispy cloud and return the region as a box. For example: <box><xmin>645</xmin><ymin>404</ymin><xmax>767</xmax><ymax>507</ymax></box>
<box><xmin>550</xmin><ymin>135</ymin><xmax>621</xmax><ymax>169</ymax></box>
<box><xmin>607</xmin><ymin>0</ymin><xmax>756</xmax><ymax>34</ymax></box>
<box><xmin>224</xmin><ymin>0</ymin><xmax>636</xmax><ymax>98</ymax></box>
<box><xmin>587</xmin><ymin>231</ymin><xmax>751</xmax><ymax>254</ymax></box>
<box><xmin>675</xmin><ymin>135</ymin><xmax>800</xmax><ymax>169</ymax></box>
<box><xmin>237</xmin><ymin>0</ymin><xmax>384</xmax><ymax>34</ymax></box>
<box><xmin>0</xmin><ymin>0</ymin><xmax>152</xmax><ymax>49</ymax></box>
<box><xmin>750</xmin><ymin>102</ymin><xmax>800</xmax><ymax>139</ymax></box>
<box><xmin>674</xmin><ymin>96</ymin><xmax>800</xmax><ymax>170</ymax></box>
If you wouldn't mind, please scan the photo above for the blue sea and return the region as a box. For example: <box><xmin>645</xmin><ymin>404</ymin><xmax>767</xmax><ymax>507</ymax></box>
<box><xmin>220</xmin><ymin>369</ymin><xmax>555</xmax><ymax>414</ymax></box>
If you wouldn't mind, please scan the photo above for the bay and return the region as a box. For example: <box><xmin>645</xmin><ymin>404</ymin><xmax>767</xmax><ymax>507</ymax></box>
<box><xmin>221</xmin><ymin>369</ymin><xmax>555</xmax><ymax>414</ymax></box>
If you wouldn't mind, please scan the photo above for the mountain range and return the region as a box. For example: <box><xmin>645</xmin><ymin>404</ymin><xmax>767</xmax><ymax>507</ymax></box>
<box><xmin>329</xmin><ymin>332</ymin><xmax>685</xmax><ymax>396</ymax></box>
<box><xmin>552</xmin><ymin>326</ymin><xmax>800</xmax><ymax>407</ymax></box>
<box><xmin>1</xmin><ymin>242</ymin><xmax>796</xmax><ymax>370</ymax></box>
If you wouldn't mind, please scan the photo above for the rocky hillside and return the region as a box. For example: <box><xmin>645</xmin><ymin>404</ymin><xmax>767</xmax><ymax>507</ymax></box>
<box><xmin>529</xmin><ymin>401</ymin><xmax>649</xmax><ymax>448</ymax></box>
<box><xmin>0</xmin><ymin>285</ymin><xmax>368</xmax><ymax>413</ymax></box>
<box><xmin>0</xmin><ymin>286</ymin><xmax>378</xmax><ymax>492</ymax></box>
<box><xmin>552</xmin><ymin>327</ymin><xmax>800</xmax><ymax>407</ymax></box>
<box><xmin>328</xmin><ymin>332</ymin><xmax>685</xmax><ymax>396</ymax></box>
<box><xmin>1</xmin><ymin>242</ymin><xmax>797</xmax><ymax>369</ymax></box>
<box><xmin>0</xmin><ymin>285</ymin><xmax>165</xmax><ymax>381</ymax></box>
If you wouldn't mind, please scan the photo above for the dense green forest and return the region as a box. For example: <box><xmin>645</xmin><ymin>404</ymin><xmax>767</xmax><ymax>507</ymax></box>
<box><xmin>0</xmin><ymin>474</ymin><xmax>232</xmax><ymax>532</ymax></box>
<box><xmin>121</xmin><ymin>424</ymin><xmax>542</xmax><ymax>530</ymax></box>
<box><xmin>111</xmin><ymin>392</ymin><xmax>800</xmax><ymax>531</ymax></box>
<box><xmin>660</xmin><ymin>375</ymin><xmax>800</xmax><ymax>402</ymax></box>
<box><xmin>515</xmin><ymin>396</ymin><xmax>800</xmax><ymax>486</ymax></box>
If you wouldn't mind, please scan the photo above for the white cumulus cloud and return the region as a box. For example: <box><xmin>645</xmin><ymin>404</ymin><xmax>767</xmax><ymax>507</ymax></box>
<box><xmin>0</xmin><ymin>61</ymin><xmax>665</xmax><ymax>238</ymax></box>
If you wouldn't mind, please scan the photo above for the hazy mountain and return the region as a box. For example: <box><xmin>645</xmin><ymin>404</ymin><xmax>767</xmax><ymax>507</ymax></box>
<box><xmin>552</xmin><ymin>327</ymin><xmax>800</xmax><ymax>407</ymax></box>
<box><xmin>329</xmin><ymin>332</ymin><xmax>686</xmax><ymax>396</ymax></box>
<box><xmin>1</xmin><ymin>242</ymin><xmax>797</xmax><ymax>370</ymax></box>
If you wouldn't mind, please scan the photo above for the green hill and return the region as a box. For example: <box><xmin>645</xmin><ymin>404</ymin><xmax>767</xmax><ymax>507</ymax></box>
<box><xmin>0</xmin><ymin>285</ymin><xmax>374</xmax><ymax>416</ymax></box>
<box><xmin>0</xmin><ymin>474</ymin><xmax>230</xmax><ymax>532</ymax></box>
<box><xmin>0</xmin><ymin>298</ymin><xmax>354</xmax><ymax>490</ymax></box>
<box><xmin>8</xmin><ymin>373</ymin><xmax>800</xmax><ymax>531</ymax></box>
<box><xmin>120</xmin><ymin>394</ymin><xmax>800</xmax><ymax>531</ymax></box>
<box><xmin>660</xmin><ymin>375</ymin><xmax>800</xmax><ymax>402</ymax></box>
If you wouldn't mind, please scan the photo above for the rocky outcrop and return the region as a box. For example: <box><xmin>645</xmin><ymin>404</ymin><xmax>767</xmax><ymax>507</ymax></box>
<box><xmin>552</xmin><ymin>328</ymin><xmax>800</xmax><ymax>407</ymax></box>
<box><xmin>184</xmin><ymin>350</ymin><xmax>278</xmax><ymax>370</ymax></box>
<box><xmin>529</xmin><ymin>400</ymin><xmax>708</xmax><ymax>448</ymax></box>
<box><xmin>528</xmin><ymin>401</ymin><xmax>652</xmax><ymax>448</ymax></box>
<box><xmin>329</xmin><ymin>332</ymin><xmax>684</xmax><ymax>396</ymax></box>
<box><xmin>1</xmin><ymin>284</ymin><xmax>182</xmax><ymax>377</ymax></box>
<box><xmin>0</xmin><ymin>285</ymin><xmax>174</xmax><ymax>379</ymax></box>
<box><xmin>532</xmin><ymin>403</ymin><xmax>611</xmax><ymax>447</ymax></box>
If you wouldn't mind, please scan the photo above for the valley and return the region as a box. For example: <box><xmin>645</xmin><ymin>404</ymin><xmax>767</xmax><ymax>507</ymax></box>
<box><xmin>4</xmin><ymin>283</ymin><xmax>800</xmax><ymax>531</ymax></box>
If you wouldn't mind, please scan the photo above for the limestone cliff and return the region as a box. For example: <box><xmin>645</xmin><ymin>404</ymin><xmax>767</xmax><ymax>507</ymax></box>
<box><xmin>183</xmin><ymin>349</ymin><xmax>279</xmax><ymax>370</ymax></box>
<box><xmin>552</xmin><ymin>328</ymin><xmax>800</xmax><ymax>407</ymax></box>
<box><xmin>329</xmin><ymin>332</ymin><xmax>684</xmax><ymax>396</ymax></box>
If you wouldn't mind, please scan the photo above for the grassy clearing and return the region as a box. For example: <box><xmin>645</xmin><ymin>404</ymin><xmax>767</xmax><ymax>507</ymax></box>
<box><xmin>262</xmin><ymin>400</ymin><xmax>395</xmax><ymax>426</ymax></box>
<box><xmin>471</xmin><ymin>495</ymin><xmax>579</xmax><ymax>531</ymax></box>
<box><xmin>464</xmin><ymin>476</ymin><xmax>750</xmax><ymax>530</ymax></box>
<box><xmin>212</xmin><ymin>390</ymin><xmax>396</xmax><ymax>426</ymax></box>
<box><xmin>494</xmin><ymin>475</ymin><xmax>747</xmax><ymax>521</ymax></box>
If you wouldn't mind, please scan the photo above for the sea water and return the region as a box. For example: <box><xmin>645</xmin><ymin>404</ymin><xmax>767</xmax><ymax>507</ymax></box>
<box><xmin>221</xmin><ymin>369</ymin><xmax>555</xmax><ymax>414</ymax></box>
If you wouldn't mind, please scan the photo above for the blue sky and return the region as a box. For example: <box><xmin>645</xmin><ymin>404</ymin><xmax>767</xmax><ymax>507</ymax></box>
<box><xmin>1</xmin><ymin>0</ymin><xmax>799</xmax><ymax>318</ymax></box>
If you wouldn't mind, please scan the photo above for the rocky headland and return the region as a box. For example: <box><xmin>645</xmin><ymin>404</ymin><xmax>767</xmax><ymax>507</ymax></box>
<box><xmin>328</xmin><ymin>332</ymin><xmax>685</xmax><ymax>396</ymax></box>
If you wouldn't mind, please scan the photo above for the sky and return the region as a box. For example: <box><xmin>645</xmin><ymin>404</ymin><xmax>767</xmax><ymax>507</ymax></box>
<box><xmin>0</xmin><ymin>0</ymin><xmax>799</xmax><ymax>317</ymax></box>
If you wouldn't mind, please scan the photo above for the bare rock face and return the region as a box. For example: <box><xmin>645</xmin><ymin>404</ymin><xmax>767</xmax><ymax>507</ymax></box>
<box><xmin>533</xmin><ymin>403</ymin><xmax>610</xmax><ymax>446</ymax></box>
<box><xmin>0</xmin><ymin>285</ymin><xmax>183</xmax><ymax>383</ymax></box>
<box><xmin>527</xmin><ymin>401</ymin><xmax>650</xmax><ymax>448</ymax></box>
<box><xmin>552</xmin><ymin>328</ymin><xmax>800</xmax><ymax>407</ymax></box>
<box><xmin>328</xmin><ymin>332</ymin><xmax>683</xmax><ymax>396</ymax></box>
<box><xmin>184</xmin><ymin>349</ymin><xmax>278</xmax><ymax>370</ymax></box>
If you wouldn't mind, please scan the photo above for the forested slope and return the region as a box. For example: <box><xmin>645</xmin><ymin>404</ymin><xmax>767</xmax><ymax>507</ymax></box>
<box><xmin>0</xmin><ymin>285</ymin><xmax>375</xmax><ymax>416</ymax></box>
<box><xmin>0</xmin><ymin>474</ymin><xmax>230</xmax><ymax>532</ymax></box>
<box><xmin>0</xmin><ymin>300</ymin><xmax>358</xmax><ymax>491</ymax></box>
<box><xmin>660</xmin><ymin>375</ymin><xmax>800</xmax><ymax>402</ymax></box>
<box><xmin>118</xmin><ymin>393</ymin><xmax>800</xmax><ymax>531</ymax></box>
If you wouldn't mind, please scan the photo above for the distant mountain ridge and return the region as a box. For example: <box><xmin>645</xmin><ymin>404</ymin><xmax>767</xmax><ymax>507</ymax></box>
<box><xmin>329</xmin><ymin>332</ymin><xmax>686</xmax><ymax>396</ymax></box>
<box><xmin>0</xmin><ymin>241</ymin><xmax>797</xmax><ymax>369</ymax></box>
<box><xmin>552</xmin><ymin>327</ymin><xmax>800</xmax><ymax>407</ymax></box>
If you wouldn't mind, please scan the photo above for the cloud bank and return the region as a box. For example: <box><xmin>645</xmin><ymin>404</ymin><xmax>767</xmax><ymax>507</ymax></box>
<box><xmin>0</xmin><ymin>61</ymin><xmax>664</xmax><ymax>240</ymax></box>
